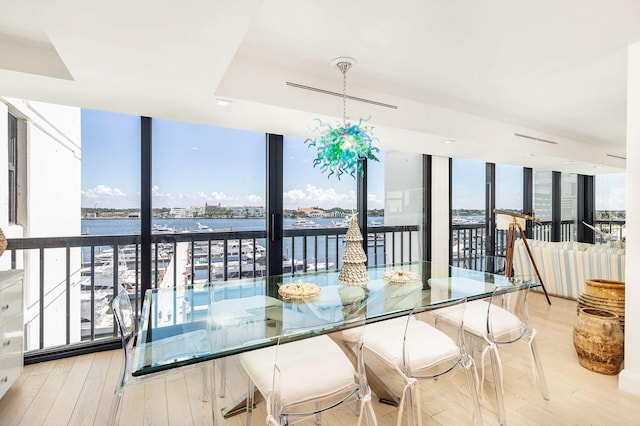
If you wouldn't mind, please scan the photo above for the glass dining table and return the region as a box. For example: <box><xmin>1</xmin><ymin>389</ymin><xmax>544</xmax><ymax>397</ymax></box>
<box><xmin>131</xmin><ymin>260</ymin><xmax>532</xmax><ymax>416</ymax></box>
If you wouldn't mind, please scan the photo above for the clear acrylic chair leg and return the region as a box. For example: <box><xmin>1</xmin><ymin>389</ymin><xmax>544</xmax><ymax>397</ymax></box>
<box><xmin>489</xmin><ymin>349</ymin><xmax>506</xmax><ymax>426</ymax></box>
<box><xmin>463</xmin><ymin>359</ymin><xmax>483</xmax><ymax>426</ymax></box>
<box><xmin>529</xmin><ymin>335</ymin><xmax>550</xmax><ymax>400</ymax></box>
<box><xmin>108</xmin><ymin>389</ymin><xmax>123</xmax><ymax>425</ymax></box>
<box><xmin>246</xmin><ymin>377</ymin><xmax>255</xmax><ymax>426</ymax></box>
<box><xmin>201</xmin><ymin>364</ymin><xmax>210</xmax><ymax>402</ymax></box>
<box><xmin>210</xmin><ymin>363</ymin><xmax>219</xmax><ymax>426</ymax></box>
<box><xmin>217</xmin><ymin>357</ymin><xmax>226</xmax><ymax>398</ymax></box>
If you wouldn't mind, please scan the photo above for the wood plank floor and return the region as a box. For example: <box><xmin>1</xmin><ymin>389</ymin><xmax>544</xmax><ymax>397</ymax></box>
<box><xmin>1</xmin><ymin>292</ymin><xmax>638</xmax><ymax>425</ymax></box>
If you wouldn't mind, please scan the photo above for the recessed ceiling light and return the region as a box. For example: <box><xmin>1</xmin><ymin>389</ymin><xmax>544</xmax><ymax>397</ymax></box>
<box><xmin>563</xmin><ymin>160</ymin><xmax>574</xmax><ymax>164</ymax></box>
<box><xmin>594</xmin><ymin>165</ymin><xmax>603</xmax><ymax>169</ymax></box>
<box><xmin>526</xmin><ymin>154</ymin><xmax>536</xmax><ymax>157</ymax></box>
<box><xmin>442</xmin><ymin>139</ymin><xmax>455</xmax><ymax>144</ymax></box>
<box><xmin>216</xmin><ymin>99</ymin><xmax>232</xmax><ymax>106</ymax></box>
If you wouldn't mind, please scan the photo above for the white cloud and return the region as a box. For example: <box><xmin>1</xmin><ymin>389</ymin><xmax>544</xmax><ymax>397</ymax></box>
<box><xmin>207</xmin><ymin>192</ymin><xmax>233</xmax><ymax>205</ymax></box>
<box><xmin>82</xmin><ymin>184</ymin><xmax>131</xmax><ymax>208</ymax></box>
<box><xmin>245</xmin><ymin>194</ymin><xmax>264</xmax><ymax>206</ymax></box>
<box><xmin>367</xmin><ymin>191</ymin><xmax>384</xmax><ymax>208</ymax></box>
<box><xmin>283</xmin><ymin>184</ymin><xmax>355</xmax><ymax>209</ymax></box>
<box><xmin>84</xmin><ymin>183</ymin><xmax>357</xmax><ymax>210</ymax></box>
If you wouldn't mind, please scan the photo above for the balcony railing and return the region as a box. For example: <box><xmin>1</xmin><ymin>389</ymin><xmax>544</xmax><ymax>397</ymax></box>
<box><xmin>451</xmin><ymin>219</ymin><xmax>624</xmax><ymax>268</ymax></box>
<box><xmin>6</xmin><ymin>224</ymin><xmax>418</xmax><ymax>361</ymax></box>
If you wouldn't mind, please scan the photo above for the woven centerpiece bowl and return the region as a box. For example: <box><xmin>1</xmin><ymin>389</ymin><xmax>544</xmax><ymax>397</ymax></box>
<box><xmin>382</xmin><ymin>270</ymin><xmax>420</xmax><ymax>285</ymax></box>
<box><xmin>278</xmin><ymin>280</ymin><xmax>321</xmax><ymax>300</ymax></box>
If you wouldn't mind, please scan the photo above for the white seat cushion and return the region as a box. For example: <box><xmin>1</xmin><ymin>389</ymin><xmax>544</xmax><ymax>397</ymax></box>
<box><xmin>364</xmin><ymin>316</ymin><xmax>459</xmax><ymax>373</ymax></box>
<box><xmin>438</xmin><ymin>300</ymin><xmax>523</xmax><ymax>341</ymax></box>
<box><xmin>239</xmin><ymin>334</ymin><xmax>355</xmax><ymax>407</ymax></box>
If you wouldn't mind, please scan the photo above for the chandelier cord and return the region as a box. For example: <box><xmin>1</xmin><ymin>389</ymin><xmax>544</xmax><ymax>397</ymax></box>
<box><xmin>336</xmin><ymin>61</ymin><xmax>352</xmax><ymax>127</ymax></box>
<box><xmin>342</xmin><ymin>64</ymin><xmax>347</xmax><ymax>126</ymax></box>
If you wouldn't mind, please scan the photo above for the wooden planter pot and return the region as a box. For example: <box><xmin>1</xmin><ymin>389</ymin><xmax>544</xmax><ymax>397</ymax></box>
<box><xmin>578</xmin><ymin>279</ymin><xmax>625</xmax><ymax>331</ymax></box>
<box><xmin>573</xmin><ymin>307</ymin><xmax>624</xmax><ymax>375</ymax></box>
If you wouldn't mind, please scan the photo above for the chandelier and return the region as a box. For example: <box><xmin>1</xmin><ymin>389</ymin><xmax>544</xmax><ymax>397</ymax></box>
<box><xmin>306</xmin><ymin>57</ymin><xmax>379</xmax><ymax>180</ymax></box>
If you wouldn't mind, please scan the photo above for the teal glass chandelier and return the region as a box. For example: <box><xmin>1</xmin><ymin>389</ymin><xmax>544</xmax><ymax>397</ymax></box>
<box><xmin>306</xmin><ymin>58</ymin><xmax>379</xmax><ymax>179</ymax></box>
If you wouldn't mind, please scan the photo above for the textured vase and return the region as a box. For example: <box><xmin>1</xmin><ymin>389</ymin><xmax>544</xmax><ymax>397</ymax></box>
<box><xmin>578</xmin><ymin>279</ymin><xmax>625</xmax><ymax>331</ymax></box>
<box><xmin>584</xmin><ymin>279</ymin><xmax>625</xmax><ymax>299</ymax></box>
<box><xmin>0</xmin><ymin>227</ymin><xmax>6</xmax><ymax>257</ymax></box>
<box><xmin>573</xmin><ymin>308</ymin><xmax>624</xmax><ymax>375</ymax></box>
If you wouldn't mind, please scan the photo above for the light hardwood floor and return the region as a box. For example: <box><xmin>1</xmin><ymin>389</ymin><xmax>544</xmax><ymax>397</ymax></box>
<box><xmin>1</xmin><ymin>292</ymin><xmax>638</xmax><ymax>425</ymax></box>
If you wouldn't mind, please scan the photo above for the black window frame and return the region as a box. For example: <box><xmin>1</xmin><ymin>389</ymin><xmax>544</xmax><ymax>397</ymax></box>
<box><xmin>8</xmin><ymin>113</ymin><xmax>18</xmax><ymax>224</ymax></box>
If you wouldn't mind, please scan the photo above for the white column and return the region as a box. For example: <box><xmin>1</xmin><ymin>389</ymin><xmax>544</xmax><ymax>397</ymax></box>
<box><xmin>383</xmin><ymin>151</ymin><xmax>423</xmax><ymax>261</ymax></box>
<box><xmin>430</xmin><ymin>156</ymin><xmax>450</xmax><ymax>267</ymax></box>
<box><xmin>619</xmin><ymin>42</ymin><xmax>640</xmax><ymax>396</ymax></box>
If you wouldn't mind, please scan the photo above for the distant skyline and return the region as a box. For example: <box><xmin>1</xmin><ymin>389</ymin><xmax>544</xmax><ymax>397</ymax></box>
<box><xmin>81</xmin><ymin>109</ymin><xmax>625</xmax><ymax>212</ymax></box>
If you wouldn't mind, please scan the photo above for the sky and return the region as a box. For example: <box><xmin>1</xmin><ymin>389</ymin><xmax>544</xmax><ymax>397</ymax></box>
<box><xmin>81</xmin><ymin>109</ymin><xmax>385</xmax><ymax>210</ymax></box>
<box><xmin>81</xmin><ymin>109</ymin><xmax>626</xmax><ymax>212</ymax></box>
<box><xmin>450</xmin><ymin>159</ymin><xmax>626</xmax><ymax>211</ymax></box>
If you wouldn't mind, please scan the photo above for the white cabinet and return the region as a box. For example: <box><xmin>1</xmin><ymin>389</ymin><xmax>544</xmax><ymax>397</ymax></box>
<box><xmin>0</xmin><ymin>270</ymin><xmax>24</xmax><ymax>400</ymax></box>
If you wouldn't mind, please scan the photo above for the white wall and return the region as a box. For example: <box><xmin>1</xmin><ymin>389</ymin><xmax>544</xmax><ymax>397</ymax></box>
<box><xmin>619</xmin><ymin>42</ymin><xmax>640</xmax><ymax>396</ymax></box>
<box><xmin>0</xmin><ymin>98</ymin><xmax>82</xmax><ymax>349</ymax></box>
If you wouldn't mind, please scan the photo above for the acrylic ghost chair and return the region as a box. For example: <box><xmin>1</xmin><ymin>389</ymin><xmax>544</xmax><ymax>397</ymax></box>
<box><xmin>238</xmin><ymin>317</ymin><xmax>377</xmax><ymax>426</ymax></box>
<box><xmin>208</xmin><ymin>294</ymin><xmax>283</xmax><ymax>399</ymax></box>
<box><xmin>363</xmin><ymin>298</ymin><xmax>482</xmax><ymax>426</ymax></box>
<box><xmin>110</xmin><ymin>290</ymin><xmax>215</xmax><ymax>425</ymax></box>
<box><xmin>435</xmin><ymin>275</ymin><xmax>549</xmax><ymax>426</ymax></box>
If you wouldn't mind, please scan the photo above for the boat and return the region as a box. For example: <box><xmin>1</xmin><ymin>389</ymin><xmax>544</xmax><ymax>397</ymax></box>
<box><xmin>208</xmin><ymin>240</ymin><xmax>266</xmax><ymax>258</ymax></box>
<box><xmin>292</xmin><ymin>218</ymin><xmax>322</xmax><ymax>228</ymax></box>
<box><xmin>196</xmin><ymin>222</ymin><xmax>214</xmax><ymax>232</ymax></box>
<box><xmin>80</xmin><ymin>304</ymin><xmax>114</xmax><ymax>340</ymax></box>
<box><xmin>367</xmin><ymin>233</ymin><xmax>385</xmax><ymax>247</ymax></box>
<box><xmin>452</xmin><ymin>215</ymin><xmax>477</xmax><ymax>225</ymax></box>
<box><xmin>331</xmin><ymin>218</ymin><xmax>351</xmax><ymax>228</ymax></box>
<box><xmin>153</xmin><ymin>224</ymin><xmax>176</xmax><ymax>233</ymax></box>
<box><xmin>208</xmin><ymin>255</ymin><xmax>304</xmax><ymax>281</ymax></box>
<box><xmin>306</xmin><ymin>261</ymin><xmax>335</xmax><ymax>271</ymax></box>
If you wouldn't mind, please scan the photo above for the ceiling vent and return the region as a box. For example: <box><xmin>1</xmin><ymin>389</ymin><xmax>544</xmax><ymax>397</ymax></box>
<box><xmin>514</xmin><ymin>133</ymin><xmax>559</xmax><ymax>145</ymax></box>
<box><xmin>606</xmin><ymin>153</ymin><xmax>626</xmax><ymax>160</ymax></box>
<box><xmin>285</xmin><ymin>82</ymin><xmax>398</xmax><ymax>109</ymax></box>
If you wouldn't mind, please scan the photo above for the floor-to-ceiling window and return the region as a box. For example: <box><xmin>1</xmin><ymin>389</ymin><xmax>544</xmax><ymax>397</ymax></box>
<box><xmin>152</xmin><ymin>119</ymin><xmax>266</xmax><ymax>283</ymax></box>
<box><xmin>595</xmin><ymin>172</ymin><xmax>626</xmax><ymax>243</ymax></box>
<box><xmin>283</xmin><ymin>135</ymin><xmax>356</xmax><ymax>270</ymax></box>
<box><xmin>561</xmin><ymin>173</ymin><xmax>578</xmax><ymax>241</ymax></box>
<box><xmin>80</xmin><ymin>110</ymin><xmax>140</xmax><ymax>345</ymax></box>
<box><xmin>495</xmin><ymin>164</ymin><xmax>524</xmax><ymax>254</ymax></box>
<box><xmin>366</xmin><ymin>150</ymin><xmax>385</xmax><ymax>263</ymax></box>
<box><xmin>533</xmin><ymin>170</ymin><xmax>553</xmax><ymax>240</ymax></box>
<box><xmin>82</xmin><ymin>110</ymin><xmax>141</xmax><ymax>235</ymax></box>
<box><xmin>451</xmin><ymin>159</ymin><xmax>486</xmax><ymax>266</ymax></box>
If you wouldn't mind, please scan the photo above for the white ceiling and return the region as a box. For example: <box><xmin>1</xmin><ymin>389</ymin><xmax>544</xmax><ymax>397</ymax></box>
<box><xmin>1</xmin><ymin>0</ymin><xmax>639</xmax><ymax>174</ymax></box>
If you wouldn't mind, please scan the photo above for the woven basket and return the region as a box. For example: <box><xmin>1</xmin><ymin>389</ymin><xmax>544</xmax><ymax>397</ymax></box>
<box><xmin>0</xmin><ymin>228</ymin><xmax>6</xmax><ymax>257</ymax></box>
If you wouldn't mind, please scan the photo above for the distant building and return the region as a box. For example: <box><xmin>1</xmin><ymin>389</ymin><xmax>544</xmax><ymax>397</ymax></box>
<box><xmin>229</xmin><ymin>206</ymin><xmax>264</xmax><ymax>217</ymax></box>
<box><xmin>297</xmin><ymin>207</ymin><xmax>325</xmax><ymax>218</ymax></box>
<box><xmin>190</xmin><ymin>206</ymin><xmax>205</xmax><ymax>216</ymax></box>
<box><xmin>169</xmin><ymin>207</ymin><xmax>193</xmax><ymax>218</ymax></box>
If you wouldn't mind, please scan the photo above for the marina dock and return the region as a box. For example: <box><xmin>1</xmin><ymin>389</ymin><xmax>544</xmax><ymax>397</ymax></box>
<box><xmin>158</xmin><ymin>241</ymin><xmax>190</xmax><ymax>287</ymax></box>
